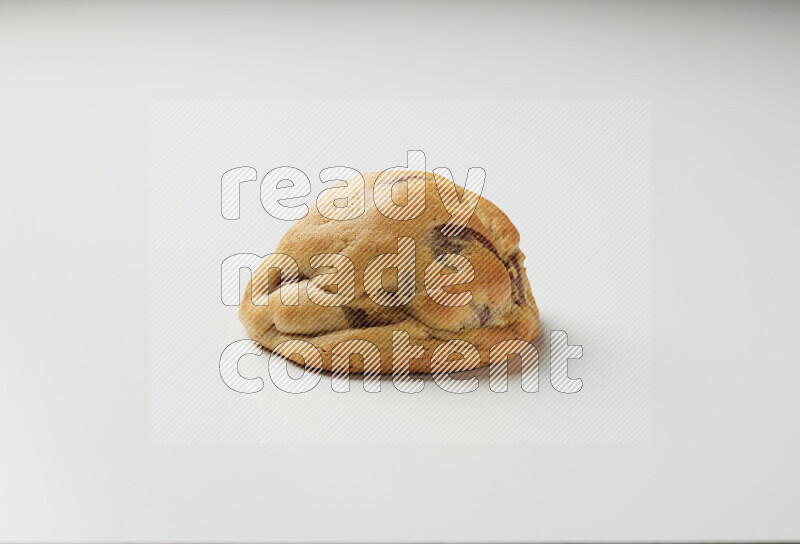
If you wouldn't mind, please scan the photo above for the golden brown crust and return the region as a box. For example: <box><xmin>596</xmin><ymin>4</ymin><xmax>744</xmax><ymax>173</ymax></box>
<box><xmin>239</xmin><ymin>170</ymin><xmax>540</xmax><ymax>373</ymax></box>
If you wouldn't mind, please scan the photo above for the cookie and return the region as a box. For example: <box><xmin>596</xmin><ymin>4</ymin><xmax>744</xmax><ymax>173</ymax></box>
<box><xmin>239</xmin><ymin>170</ymin><xmax>540</xmax><ymax>373</ymax></box>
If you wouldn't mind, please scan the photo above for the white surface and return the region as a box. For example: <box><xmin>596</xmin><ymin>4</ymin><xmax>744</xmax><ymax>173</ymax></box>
<box><xmin>1</xmin><ymin>1</ymin><xmax>799</xmax><ymax>541</ymax></box>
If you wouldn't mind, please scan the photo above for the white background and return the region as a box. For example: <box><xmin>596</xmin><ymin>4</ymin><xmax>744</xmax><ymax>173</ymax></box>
<box><xmin>1</xmin><ymin>1</ymin><xmax>799</xmax><ymax>541</ymax></box>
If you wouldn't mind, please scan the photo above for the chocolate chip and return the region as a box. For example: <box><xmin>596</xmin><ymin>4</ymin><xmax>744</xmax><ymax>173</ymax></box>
<box><xmin>507</xmin><ymin>256</ymin><xmax>526</xmax><ymax>303</ymax></box>
<box><xmin>458</xmin><ymin>227</ymin><xmax>502</xmax><ymax>261</ymax></box>
<box><xmin>342</xmin><ymin>307</ymin><xmax>369</xmax><ymax>329</ymax></box>
<box><xmin>429</xmin><ymin>227</ymin><xmax>466</xmax><ymax>255</ymax></box>
<box><xmin>478</xmin><ymin>304</ymin><xmax>492</xmax><ymax>326</ymax></box>
<box><xmin>266</xmin><ymin>273</ymin><xmax>307</xmax><ymax>295</ymax></box>
<box><xmin>430</xmin><ymin>225</ymin><xmax>502</xmax><ymax>261</ymax></box>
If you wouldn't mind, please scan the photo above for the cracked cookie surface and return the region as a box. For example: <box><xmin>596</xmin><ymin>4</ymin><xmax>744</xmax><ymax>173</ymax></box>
<box><xmin>239</xmin><ymin>170</ymin><xmax>541</xmax><ymax>373</ymax></box>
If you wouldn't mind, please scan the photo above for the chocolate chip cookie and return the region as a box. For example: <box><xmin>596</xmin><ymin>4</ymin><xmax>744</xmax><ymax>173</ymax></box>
<box><xmin>239</xmin><ymin>170</ymin><xmax>540</xmax><ymax>373</ymax></box>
